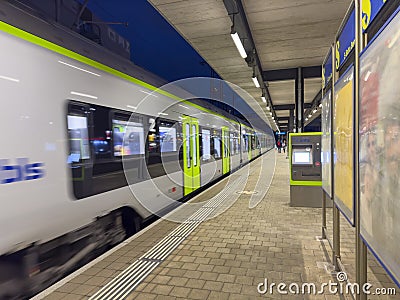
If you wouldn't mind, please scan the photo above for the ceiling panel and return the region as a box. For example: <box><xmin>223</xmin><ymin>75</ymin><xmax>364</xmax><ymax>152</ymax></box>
<box><xmin>149</xmin><ymin>0</ymin><xmax>351</xmax><ymax>131</ymax></box>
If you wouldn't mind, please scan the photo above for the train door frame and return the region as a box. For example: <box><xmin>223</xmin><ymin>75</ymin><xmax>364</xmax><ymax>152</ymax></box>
<box><xmin>182</xmin><ymin>116</ymin><xmax>200</xmax><ymax>196</ymax></box>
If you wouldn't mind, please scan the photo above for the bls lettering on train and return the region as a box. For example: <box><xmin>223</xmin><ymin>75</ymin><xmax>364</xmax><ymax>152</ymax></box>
<box><xmin>0</xmin><ymin>158</ymin><xmax>45</xmax><ymax>184</ymax></box>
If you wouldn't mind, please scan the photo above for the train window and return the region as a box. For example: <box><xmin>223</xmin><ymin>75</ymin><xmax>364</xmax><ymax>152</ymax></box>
<box><xmin>112</xmin><ymin>119</ymin><xmax>145</xmax><ymax>156</ymax></box>
<box><xmin>192</xmin><ymin>124</ymin><xmax>197</xmax><ymax>166</ymax></box>
<box><xmin>67</xmin><ymin>100</ymin><xmax>149</xmax><ymax>200</ymax></box>
<box><xmin>67</xmin><ymin>115</ymin><xmax>90</xmax><ymax>162</ymax></box>
<box><xmin>159</xmin><ymin>120</ymin><xmax>177</xmax><ymax>153</ymax></box>
<box><xmin>242</xmin><ymin>133</ymin><xmax>248</xmax><ymax>153</ymax></box>
<box><xmin>230</xmin><ymin>133</ymin><xmax>235</xmax><ymax>155</ymax></box>
<box><xmin>185</xmin><ymin>123</ymin><xmax>191</xmax><ymax>168</ymax></box>
<box><xmin>214</xmin><ymin>138</ymin><xmax>220</xmax><ymax>158</ymax></box>
<box><xmin>201</xmin><ymin>129</ymin><xmax>211</xmax><ymax>160</ymax></box>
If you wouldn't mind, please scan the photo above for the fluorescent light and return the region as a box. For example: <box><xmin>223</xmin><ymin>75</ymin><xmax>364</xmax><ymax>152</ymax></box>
<box><xmin>261</xmin><ymin>96</ymin><xmax>266</xmax><ymax>103</ymax></box>
<box><xmin>140</xmin><ymin>90</ymin><xmax>158</xmax><ymax>97</ymax></box>
<box><xmin>319</xmin><ymin>103</ymin><xmax>323</xmax><ymax>108</ymax></box>
<box><xmin>313</xmin><ymin>109</ymin><xmax>317</xmax><ymax>113</ymax></box>
<box><xmin>179</xmin><ymin>104</ymin><xmax>190</xmax><ymax>109</ymax></box>
<box><xmin>272</xmin><ymin>117</ymin><xmax>274</xmax><ymax>120</ymax></box>
<box><xmin>252</xmin><ymin>76</ymin><xmax>260</xmax><ymax>88</ymax></box>
<box><xmin>266</xmin><ymin>106</ymin><xmax>271</xmax><ymax>111</ymax></box>
<box><xmin>158</xmin><ymin>112</ymin><xmax>168</xmax><ymax>116</ymax></box>
<box><xmin>305</xmin><ymin>118</ymin><xmax>308</xmax><ymax>121</ymax></box>
<box><xmin>308</xmin><ymin>114</ymin><xmax>312</xmax><ymax>118</ymax></box>
<box><xmin>269</xmin><ymin>112</ymin><xmax>272</xmax><ymax>116</ymax></box>
<box><xmin>58</xmin><ymin>61</ymin><xmax>100</xmax><ymax>77</ymax></box>
<box><xmin>0</xmin><ymin>75</ymin><xmax>20</xmax><ymax>82</ymax></box>
<box><xmin>127</xmin><ymin>105</ymin><xmax>137</xmax><ymax>110</ymax></box>
<box><xmin>70</xmin><ymin>91</ymin><xmax>98</xmax><ymax>99</ymax></box>
<box><xmin>230</xmin><ymin>31</ymin><xmax>247</xmax><ymax>58</ymax></box>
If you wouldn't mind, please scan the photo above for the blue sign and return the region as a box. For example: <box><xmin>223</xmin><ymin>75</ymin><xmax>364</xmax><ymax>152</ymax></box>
<box><xmin>362</xmin><ymin>0</ymin><xmax>388</xmax><ymax>31</ymax></box>
<box><xmin>322</xmin><ymin>48</ymin><xmax>333</xmax><ymax>87</ymax></box>
<box><xmin>336</xmin><ymin>9</ymin><xmax>355</xmax><ymax>70</ymax></box>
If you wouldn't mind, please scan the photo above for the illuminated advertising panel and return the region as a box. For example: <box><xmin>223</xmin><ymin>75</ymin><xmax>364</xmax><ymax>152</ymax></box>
<box><xmin>362</xmin><ymin>0</ymin><xmax>390</xmax><ymax>32</ymax></box>
<box><xmin>359</xmin><ymin>9</ymin><xmax>400</xmax><ymax>286</ymax></box>
<box><xmin>321</xmin><ymin>90</ymin><xmax>332</xmax><ymax>197</ymax></box>
<box><xmin>333</xmin><ymin>66</ymin><xmax>354</xmax><ymax>224</ymax></box>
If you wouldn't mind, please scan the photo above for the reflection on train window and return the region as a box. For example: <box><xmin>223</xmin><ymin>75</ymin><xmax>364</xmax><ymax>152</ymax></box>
<box><xmin>186</xmin><ymin>123</ymin><xmax>191</xmax><ymax>168</ymax></box>
<box><xmin>192</xmin><ymin>124</ymin><xmax>197</xmax><ymax>166</ymax></box>
<box><xmin>214</xmin><ymin>137</ymin><xmax>221</xmax><ymax>158</ymax></box>
<box><xmin>159</xmin><ymin>120</ymin><xmax>177</xmax><ymax>153</ymax></box>
<box><xmin>67</xmin><ymin>100</ymin><xmax>148</xmax><ymax>200</ymax></box>
<box><xmin>242</xmin><ymin>134</ymin><xmax>248</xmax><ymax>152</ymax></box>
<box><xmin>67</xmin><ymin>115</ymin><xmax>90</xmax><ymax>162</ymax></box>
<box><xmin>112</xmin><ymin>119</ymin><xmax>145</xmax><ymax>156</ymax></box>
<box><xmin>212</xmin><ymin>129</ymin><xmax>222</xmax><ymax>159</ymax></box>
<box><xmin>201</xmin><ymin>129</ymin><xmax>211</xmax><ymax>160</ymax></box>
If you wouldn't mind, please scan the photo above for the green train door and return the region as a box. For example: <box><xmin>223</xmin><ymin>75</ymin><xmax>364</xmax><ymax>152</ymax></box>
<box><xmin>182</xmin><ymin>116</ymin><xmax>200</xmax><ymax>196</ymax></box>
<box><xmin>222</xmin><ymin>127</ymin><xmax>230</xmax><ymax>174</ymax></box>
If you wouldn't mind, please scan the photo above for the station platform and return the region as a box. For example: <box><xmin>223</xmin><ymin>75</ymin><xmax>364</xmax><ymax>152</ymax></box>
<box><xmin>37</xmin><ymin>151</ymin><xmax>398</xmax><ymax>300</ymax></box>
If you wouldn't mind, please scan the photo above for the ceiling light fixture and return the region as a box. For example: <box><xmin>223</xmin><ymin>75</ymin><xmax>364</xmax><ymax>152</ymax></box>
<box><xmin>313</xmin><ymin>109</ymin><xmax>317</xmax><ymax>113</ymax></box>
<box><xmin>261</xmin><ymin>89</ymin><xmax>267</xmax><ymax>103</ymax></box>
<box><xmin>230</xmin><ymin>26</ymin><xmax>247</xmax><ymax>59</ymax></box>
<box><xmin>252</xmin><ymin>75</ymin><xmax>260</xmax><ymax>88</ymax></box>
<box><xmin>319</xmin><ymin>103</ymin><xmax>323</xmax><ymax>108</ymax></box>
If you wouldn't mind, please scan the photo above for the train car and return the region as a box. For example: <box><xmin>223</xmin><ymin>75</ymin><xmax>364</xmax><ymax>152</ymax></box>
<box><xmin>0</xmin><ymin>2</ymin><xmax>274</xmax><ymax>298</ymax></box>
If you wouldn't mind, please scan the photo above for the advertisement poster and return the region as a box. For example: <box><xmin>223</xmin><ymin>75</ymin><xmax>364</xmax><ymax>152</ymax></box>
<box><xmin>333</xmin><ymin>67</ymin><xmax>354</xmax><ymax>224</ymax></box>
<box><xmin>359</xmin><ymin>10</ymin><xmax>400</xmax><ymax>285</ymax></box>
<box><xmin>321</xmin><ymin>90</ymin><xmax>332</xmax><ymax>197</ymax></box>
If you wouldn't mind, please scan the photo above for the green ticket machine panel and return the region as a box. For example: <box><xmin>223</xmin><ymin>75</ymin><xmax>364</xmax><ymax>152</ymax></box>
<box><xmin>289</xmin><ymin>133</ymin><xmax>326</xmax><ymax>207</ymax></box>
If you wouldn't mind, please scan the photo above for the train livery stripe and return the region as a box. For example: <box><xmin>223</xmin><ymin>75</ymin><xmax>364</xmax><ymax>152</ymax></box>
<box><xmin>0</xmin><ymin>21</ymin><xmax>258</xmax><ymax>131</ymax></box>
<box><xmin>0</xmin><ymin>21</ymin><xmax>181</xmax><ymax>101</ymax></box>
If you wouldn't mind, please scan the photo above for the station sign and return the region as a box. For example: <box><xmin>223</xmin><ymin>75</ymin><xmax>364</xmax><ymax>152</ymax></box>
<box><xmin>322</xmin><ymin>48</ymin><xmax>333</xmax><ymax>88</ymax></box>
<box><xmin>361</xmin><ymin>0</ymin><xmax>389</xmax><ymax>31</ymax></box>
<box><xmin>336</xmin><ymin>9</ymin><xmax>355</xmax><ymax>70</ymax></box>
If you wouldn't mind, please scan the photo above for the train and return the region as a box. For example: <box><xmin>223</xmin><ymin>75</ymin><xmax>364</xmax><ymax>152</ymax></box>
<box><xmin>0</xmin><ymin>1</ymin><xmax>274</xmax><ymax>298</ymax></box>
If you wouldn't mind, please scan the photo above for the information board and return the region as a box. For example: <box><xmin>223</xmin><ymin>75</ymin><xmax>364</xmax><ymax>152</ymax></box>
<box><xmin>322</xmin><ymin>49</ymin><xmax>333</xmax><ymax>88</ymax></box>
<box><xmin>333</xmin><ymin>66</ymin><xmax>354</xmax><ymax>224</ymax></box>
<box><xmin>359</xmin><ymin>9</ymin><xmax>400</xmax><ymax>286</ymax></box>
<box><xmin>336</xmin><ymin>9</ymin><xmax>355</xmax><ymax>70</ymax></box>
<box><xmin>321</xmin><ymin>90</ymin><xmax>332</xmax><ymax>198</ymax></box>
<box><xmin>362</xmin><ymin>0</ymin><xmax>389</xmax><ymax>31</ymax></box>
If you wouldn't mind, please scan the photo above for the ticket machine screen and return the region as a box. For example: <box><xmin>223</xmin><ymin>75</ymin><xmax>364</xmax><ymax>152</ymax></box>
<box><xmin>292</xmin><ymin>147</ymin><xmax>313</xmax><ymax>165</ymax></box>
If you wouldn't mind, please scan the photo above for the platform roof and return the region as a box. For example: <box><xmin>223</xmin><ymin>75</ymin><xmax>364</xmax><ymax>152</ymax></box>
<box><xmin>148</xmin><ymin>0</ymin><xmax>351</xmax><ymax>131</ymax></box>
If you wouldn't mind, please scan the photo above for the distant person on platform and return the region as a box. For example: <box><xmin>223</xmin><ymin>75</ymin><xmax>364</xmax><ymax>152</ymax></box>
<box><xmin>276</xmin><ymin>140</ymin><xmax>282</xmax><ymax>153</ymax></box>
<box><xmin>282</xmin><ymin>139</ymin><xmax>287</xmax><ymax>153</ymax></box>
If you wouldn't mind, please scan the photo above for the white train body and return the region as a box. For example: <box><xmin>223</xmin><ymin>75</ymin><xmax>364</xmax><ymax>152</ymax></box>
<box><xmin>0</xmin><ymin>2</ymin><xmax>274</xmax><ymax>298</ymax></box>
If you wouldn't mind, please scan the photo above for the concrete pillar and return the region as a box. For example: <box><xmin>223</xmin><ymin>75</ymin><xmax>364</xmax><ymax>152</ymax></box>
<box><xmin>288</xmin><ymin>109</ymin><xmax>294</xmax><ymax>132</ymax></box>
<box><xmin>295</xmin><ymin>67</ymin><xmax>304</xmax><ymax>132</ymax></box>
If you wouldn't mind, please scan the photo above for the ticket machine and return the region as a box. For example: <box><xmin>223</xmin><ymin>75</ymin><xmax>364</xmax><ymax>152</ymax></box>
<box><xmin>289</xmin><ymin>132</ymin><xmax>326</xmax><ymax>207</ymax></box>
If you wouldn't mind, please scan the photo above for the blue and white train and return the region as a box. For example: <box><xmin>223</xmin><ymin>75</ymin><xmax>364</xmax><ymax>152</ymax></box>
<box><xmin>0</xmin><ymin>2</ymin><xmax>274</xmax><ymax>298</ymax></box>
